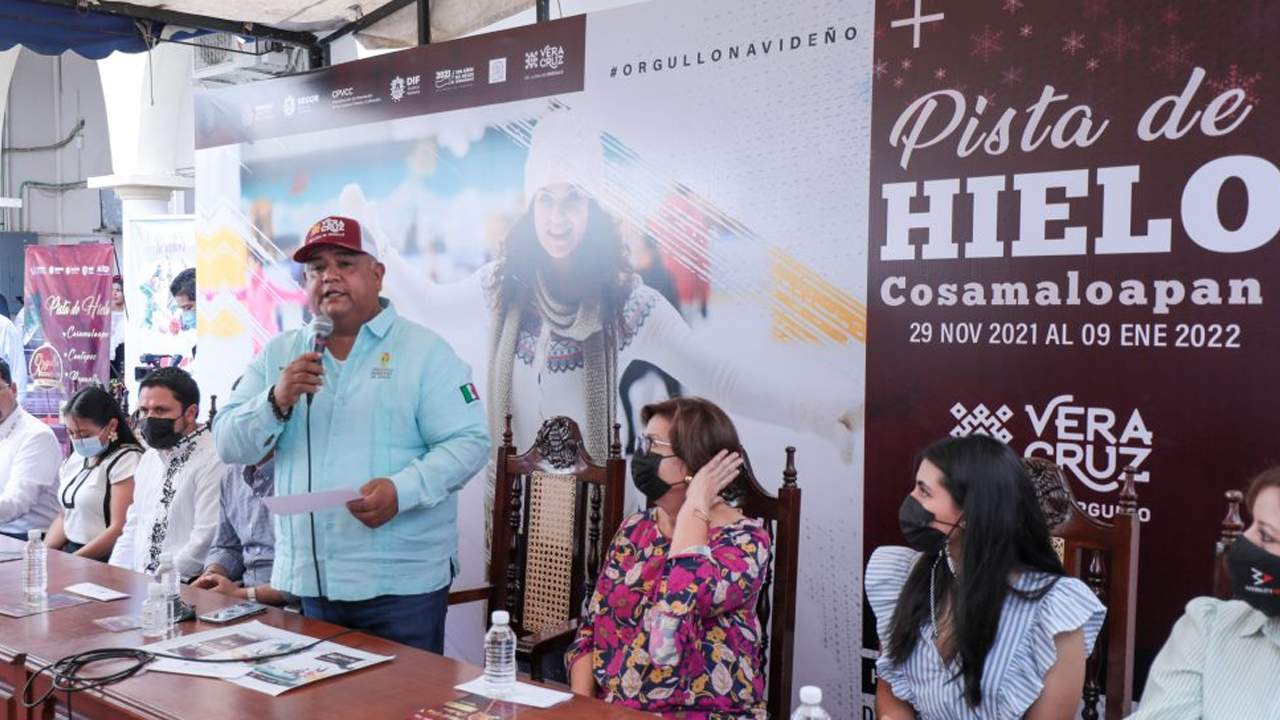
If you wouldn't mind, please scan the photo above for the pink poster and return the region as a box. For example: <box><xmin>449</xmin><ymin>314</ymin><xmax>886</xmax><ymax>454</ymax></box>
<box><xmin>22</xmin><ymin>244</ymin><xmax>114</xmax><ymax>415</ymax></box>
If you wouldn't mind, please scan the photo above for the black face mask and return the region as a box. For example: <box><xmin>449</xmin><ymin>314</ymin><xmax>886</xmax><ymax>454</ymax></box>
<box><xmin>631</xmin><ymin>451</ymin><xmax>682</xmax><ymax>502</ymax></box>
<box><xmin>142</xmin><ymin>416</ymin><xmax>182</xmax><ymax>450</ymax></box>
<box><xmin>1228</xmin><ymin>536</ymin><xmax>1280</xmax><ymax>617</ymax></box>
<box><xmin>899</xmin><ymin>494</ymin><xmax>959</xmax><ymax>555</ymax></box>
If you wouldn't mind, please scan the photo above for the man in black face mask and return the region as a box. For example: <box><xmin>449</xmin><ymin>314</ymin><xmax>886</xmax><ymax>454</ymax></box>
<box><xmin>109</xmin><ymin>367</ymin><xmax>225</xmax><ymax>579</ymax></box>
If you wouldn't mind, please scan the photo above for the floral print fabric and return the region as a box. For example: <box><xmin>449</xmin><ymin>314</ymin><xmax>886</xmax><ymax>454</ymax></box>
<box><xmin>566</xmin><ymin>508</ymin><xmax>771</xmax><ymax>720</ymax></box>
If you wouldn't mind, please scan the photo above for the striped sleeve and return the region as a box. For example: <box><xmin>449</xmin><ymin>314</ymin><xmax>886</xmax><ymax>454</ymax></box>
<box><xmin>865</xmin><ymin>546</ymin><xmax>924</xmax><ymax>706</ymax></box>
<box><xmin>1126</xmin><ymin>598</ymin><xmax>1216</xmax><ymax>719</ymax></box>
<box><xmin>996</xmin><ymin>575</ymin><xmax>1107</xmax><ymax>718</ymax></box>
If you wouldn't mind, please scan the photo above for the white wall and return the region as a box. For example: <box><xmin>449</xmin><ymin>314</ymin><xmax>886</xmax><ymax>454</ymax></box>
<box><xmin>1</xmin><ymin>48</ymin><xmax>194</xmax><ymax>246</ymax></box>
<box><xmin>3</xmin><ymin>49</ymin><xmax>111</xmax><ymax>241</ymax></box>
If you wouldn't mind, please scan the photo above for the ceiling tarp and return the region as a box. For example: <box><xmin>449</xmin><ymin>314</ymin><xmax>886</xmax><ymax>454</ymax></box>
<box><xmin>0</xmin><ymin>0</ymin><xmax>203</xmax><ymax>59</ymax></box>
<box><xmin>357</xmin><ymin>0</ymin><xmax>533</xmax><ymax>48</ymax></box>
<box><xmin>0</xmin><ymin>0</ymin><xmax>535</xmax><ymax>58</ymax></box>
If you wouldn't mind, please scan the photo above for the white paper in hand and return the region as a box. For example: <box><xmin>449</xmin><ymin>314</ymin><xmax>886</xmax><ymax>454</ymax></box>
<box><xmin>262</xmin><ymin>488</ymin><xmax>361</xmax><ymax>515</ymax></box>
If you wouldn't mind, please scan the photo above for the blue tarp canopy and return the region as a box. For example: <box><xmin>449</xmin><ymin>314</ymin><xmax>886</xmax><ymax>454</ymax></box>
<box><xmin>0</xmin><ymin>0</ymin><xmax>207</xmax><ymax>58</ymax></box>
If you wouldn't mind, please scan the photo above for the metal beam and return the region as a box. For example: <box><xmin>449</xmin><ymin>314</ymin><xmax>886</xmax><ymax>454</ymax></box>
<box><xmin>318</xmin><ymin>0</ymin><xmax>416</xmax><ymax>46</ymax></box>
<box><xmin>536</xmin><ymin>0</ymin><xmax>550</xmax><ymax>23</ymax></box>
<box><xmin>417</xmin><ymin>0</ymin><xmax>430</xmax><ymax>45</ymax></box>
<box><xmin>29</xmin><ymin>0</ymin><xmax>319</xmax><ymax>47</ymax></box>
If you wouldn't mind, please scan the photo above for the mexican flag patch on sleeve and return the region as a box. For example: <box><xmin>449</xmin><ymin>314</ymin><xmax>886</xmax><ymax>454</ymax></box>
<box><xmin>460</xmin><ymin>383</ymin><xmax>480</xmax><ymax>403</ymax></box>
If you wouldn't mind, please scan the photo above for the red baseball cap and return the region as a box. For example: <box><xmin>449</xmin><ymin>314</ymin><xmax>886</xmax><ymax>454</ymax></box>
<box><xmin>292</xmin><ymin>216</ymin><xmax>379</xmax><ymax>262</ymax></box>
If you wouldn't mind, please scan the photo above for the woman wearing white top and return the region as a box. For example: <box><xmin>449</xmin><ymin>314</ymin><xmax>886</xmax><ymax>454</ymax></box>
<box><xmin>360</xmin><ymin>108</ymin><xmax>862</xmax><ymax>520</ymax></box>
<box><xmin>44</xmin><ymin>386</ymin><xmax>142</xmax><ymax>561</ymax></box>
<box><xmin>866</xmin><ymin>435</ymin><xmax>1106</xmax><ymax>720</ymax></box>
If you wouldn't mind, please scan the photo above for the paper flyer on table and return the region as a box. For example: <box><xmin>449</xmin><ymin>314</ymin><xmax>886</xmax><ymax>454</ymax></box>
<box><xmin>65</xmin><ymin>582</ymin><xmax>130</xmax><ymax>601</ymax></box>
<box><xmin>262</xmin><ymin>488</ymin><xmax>361</xmax><ymax>515</ymax></box>
<box><xmin>454</xmin><ymin>677</ymin><xmax>572</xmax><ymax>708</ymax></box>
<box><xmin>0</xmin><ymin>592</ymin><xmax>91</xmax><ymax>618</ymax></box>
<box><xmin>141</xmin><ymin>620</ymin><xmax>393</xmax><ymax>692</ymax></box>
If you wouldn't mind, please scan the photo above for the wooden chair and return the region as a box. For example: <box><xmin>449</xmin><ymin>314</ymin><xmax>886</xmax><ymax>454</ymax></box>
<box><xmin>448</xmin><ymin>415</ymin><xmax>626</xmax><ymax>680</ymax></box>
<box><xmin>1213</xmin><ymin>490</ymin><xmax>1245</xmax><ymax>600</ymax></box>
<box><xmin>1022</xmin><ymin>458</ymin><xmax>1139</xmax><ymax>720</ymax></box>
<box><xmin>737</xmin><ymin>447</ymin><xmax>802</xmax><ymax>720</ymax></box>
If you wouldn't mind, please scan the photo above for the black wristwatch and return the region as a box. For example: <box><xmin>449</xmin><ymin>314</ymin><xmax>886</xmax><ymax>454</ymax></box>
<box><xmin>267</xmin><ymin>384</ymin><xmax>294</xmax><ymax>423</ymax></box>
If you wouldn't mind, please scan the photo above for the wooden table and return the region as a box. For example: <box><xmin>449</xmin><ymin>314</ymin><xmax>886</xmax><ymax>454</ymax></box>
<box><xmin>0</xmin><ymin>537</ymin><xmax>647</xmax><ymax>720</ymax></box>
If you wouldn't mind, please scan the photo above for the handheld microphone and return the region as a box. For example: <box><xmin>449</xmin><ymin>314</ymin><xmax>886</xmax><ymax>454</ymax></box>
<box><xmin>306</xmin><ymin>313</ymin><xmax>334</xmax><ymax>406</ymax></box>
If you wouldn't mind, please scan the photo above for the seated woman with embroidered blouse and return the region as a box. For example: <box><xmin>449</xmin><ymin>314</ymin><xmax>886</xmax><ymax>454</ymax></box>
<box><xmin>566</xmin><ymin>397</ymin><xmax>771</xmax><ymax>720</ymax></box>
<box><xmin>866</xmin><ymin>435</ymin><xmax>1106</xmax><ymax>720</ymax></box>
<box><xmin>1127</xmin><ymin>467</ymin><xmax>1280</xmax><ymax>719</ymax></box>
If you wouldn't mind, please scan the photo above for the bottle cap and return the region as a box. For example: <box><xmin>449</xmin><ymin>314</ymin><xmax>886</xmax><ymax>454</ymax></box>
<box><xmin>491</xmin><ymin>610</ymin><xmax>510</xmax><ymax>626</ymax></box>
<box><xmin>27</xmin><ymin>529</ymin><xmax>42</xmax><ymax>541</ymax></box>
<box><xmin>799</xmin><ymin>686</ymin><xmax>822</xmax><ymax>705</ymax></box>
<box><xmin>147</xmin><ymin>582</ymin><xmax>165</xmax><ymax>598</ymax></box>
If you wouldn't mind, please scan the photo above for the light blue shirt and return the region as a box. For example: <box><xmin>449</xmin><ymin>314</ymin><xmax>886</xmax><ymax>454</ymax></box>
<box><xmin>213</xmin><ymin>300</ymin><xmax>490</xmax><ymax>601</ymax></box>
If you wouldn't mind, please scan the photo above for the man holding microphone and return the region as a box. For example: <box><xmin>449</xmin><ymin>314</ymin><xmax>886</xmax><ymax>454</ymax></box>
<box><xmin>214</xmin><ymin>216</ymin><xmax>489</xmax><ymax>653</ymax></box>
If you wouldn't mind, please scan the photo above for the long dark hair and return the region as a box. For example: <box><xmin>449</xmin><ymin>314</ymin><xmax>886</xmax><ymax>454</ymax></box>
<box><xmin>491</xmin><ymin>198</ymin><xmax>632</xmax><ymax>326</ymax></box>
<box><xmin>886</xmin><ymin>435</ymin><xmax>1064</xmax><ymax>707</ymax></box>
<box><xmin>62</xmin><ymin>385</ymin><xmax>141</xmax><ymax>457</ymax></box>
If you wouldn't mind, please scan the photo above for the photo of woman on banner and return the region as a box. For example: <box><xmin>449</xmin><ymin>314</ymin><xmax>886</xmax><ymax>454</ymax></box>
<box><xmin>360</xmin><ymin>106</ymin><xmax>863</xmax><ymax>513</ymax></box>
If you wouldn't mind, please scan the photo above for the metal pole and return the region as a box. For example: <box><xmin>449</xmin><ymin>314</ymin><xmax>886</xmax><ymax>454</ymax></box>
<box><xmin>536</xmin><ymin>0</ymin><xmax>550</xmax><ymax>23</ymax></box>
<box><xmin>418</xmin><ymin>0</ymin><xmax>431</xmax><ymax>44</ymax></box>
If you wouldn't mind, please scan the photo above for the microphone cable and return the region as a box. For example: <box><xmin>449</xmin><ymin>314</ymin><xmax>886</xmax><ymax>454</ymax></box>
<box><xmin>306</xmin><ymin>398</ymin><xmax>324</xmax><ymax>597</ymax></box>
<box><xmin>21</xmin><ymin>627</ymin><xmax>359</xmax><ymax>714</ymax></box>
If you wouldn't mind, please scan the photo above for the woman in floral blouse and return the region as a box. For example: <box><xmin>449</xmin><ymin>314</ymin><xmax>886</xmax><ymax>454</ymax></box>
<box><xmin>566</xmin><ymin>397</ymin><xmax>771</xmax><ymax>720</ymax></box>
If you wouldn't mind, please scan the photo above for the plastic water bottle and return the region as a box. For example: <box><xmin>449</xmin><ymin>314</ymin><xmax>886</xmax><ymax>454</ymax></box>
<box><xmin>22</xmin><ymin>529</ymin><xmax>47</xmax><ymax>606</ymax></box>
<box><xmin>156</xmin><ymin>552</ymin><xmax>179</xmax><ymax>630</ymax></box>
<box><xmin>791</xmin><ymin>686</ymin><xmax>831</xmax><ymax>720</ymax></box>
<box><xmin>140</xmin><ymin>582</ymin><xmax>169</xmax><ymax>638</ymax></box>
<box><xmin>483</xmin><ymin>610</ymin><xmax>516</xmax><ymax>697</ymax></box>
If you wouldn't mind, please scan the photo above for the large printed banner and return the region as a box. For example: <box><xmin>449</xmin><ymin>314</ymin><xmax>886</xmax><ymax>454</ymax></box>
<box><xmin>865</xmin><ymin>0</ymin><xmax>1279</xmax><ymax>707</ymax></box>
<box><xmin>196</xmin><ymin>0</ymin><xmax>872</xmax><ymax>714</ymax></box>
<box><xmin>21</xmin><ymin>244</ymin><xmax>114</xmax><ymax>414</ymax></box>
<box><xmin>123</xmin><ymin>216</ymin><xmax>198</xmax><ymax>402</ymax></box>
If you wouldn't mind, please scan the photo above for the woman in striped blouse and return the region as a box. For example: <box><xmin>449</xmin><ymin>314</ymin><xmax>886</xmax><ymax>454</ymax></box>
<box><xmin>1128</xmin><ymin>468</ymin><xmax>1280</xmax><ymax>718</ymax></box>
<box><xmin>866</xmin><ymin>435</ymin><xmax>1106</xmax><ymax>719</ymax></box>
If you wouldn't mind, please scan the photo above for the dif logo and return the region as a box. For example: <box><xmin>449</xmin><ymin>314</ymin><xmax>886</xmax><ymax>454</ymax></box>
<box><xmin>951</xmin><ymin>394</ymin><xmax>1153</xmax><ymax>493</ymax></box>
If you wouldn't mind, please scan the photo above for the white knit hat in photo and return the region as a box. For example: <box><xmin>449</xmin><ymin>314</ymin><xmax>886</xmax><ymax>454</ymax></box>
<box><xmin>522</xmin><ymin>109</ymin><xmax>607</xmax><ymax>204</ymax></box>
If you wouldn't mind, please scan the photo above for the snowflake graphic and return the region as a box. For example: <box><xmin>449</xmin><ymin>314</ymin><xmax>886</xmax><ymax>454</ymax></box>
<box><xmin>1001</xmin><ymin>66</ymin><xmax>1023</xmax><ymax>87</ymax></box>
<box><xmin>1102</xmin><ymin>19</ymin><xmax>1140</xmax><ymax>62</ymax></box>
<box><xmin>1020</xmin><ymin>24</ymin><xmax>1034</xmax><ymax>39</ymax></box>
<box><xmin>1086</xmin><ymin>57</ymin><xmax>1101</xmax><ymax>72</ymax></box>
<box><xmin>934</xmin><ymin>66</ymin><xmax>948</xmax><ymax>80</ymax></box>
<box><xmin>1209</xmin><ymin>64</ymin><xmax>1263</xmax><ymax>105</ymax></box>
<box><xmin>1083</xmin><ymin>0</ymin><xmax>1109</xmax><ymax>19</ymax></box>
<box><xmin>1161</xmin><ymin>6</ymin><xmax>1180</xmax><ymax>25</ymax></box>
<box><xmin>970</xmin><ymin>25</ymin><xmax>1004</xmax><ymax>62</ymax></box>
<box><xmin>980</xmin><ymin>88</ymin><xmax>999</xmax><ymax>105</ymax></box>
<box><xmin>900</xmin><ymin>57</ymin><xmax>914</xmax><ymax>71</ymax></box>
<box><xmin>1062</xmin><ymin>31</ymin><xmax>1086</xmax><ymax>55</ymax></box>
<box><xmin>874</xmin><ymin>59</ymin><xmax>889</xmax><ymax>79</ymax></box>
<box><xmin>1151</xmin><ymin>35</ymin><xmax>1193</xmax><ymax>80</ymax></box>
<box><xmin>893</xmin><ymin>76</ymin><xmax>905</xmax><ymax>88</ymax></box>
<box><xmin>1003</xmin><ymin>0</ymin><xmax>1024</xmax><ymax>12</ymax></box>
